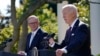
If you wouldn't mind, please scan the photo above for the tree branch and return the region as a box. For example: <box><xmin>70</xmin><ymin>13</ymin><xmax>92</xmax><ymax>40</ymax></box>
<box><xmin>18</xmin><ymin>0</ymin><xmax>46</xmax><ymax>26</ymax></box>
<box><xmin>18</xmin><ymin>0</ymin><xmax>67</xmax><ymax>26</ymax></box>
<box><xmin>11</xmin><ymin>0</ymin><xmax>18</xmax><ymax>26</ymax></box>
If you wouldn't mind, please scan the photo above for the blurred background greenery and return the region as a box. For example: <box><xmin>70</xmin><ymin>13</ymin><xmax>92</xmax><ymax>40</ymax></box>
<box><xmin>0</xmin><ymin>0</ymin><xmax>97</xmax><ymax>55</ymax></box>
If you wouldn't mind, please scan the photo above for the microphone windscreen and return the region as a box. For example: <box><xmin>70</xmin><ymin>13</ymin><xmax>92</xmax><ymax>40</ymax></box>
<box><xmin>7</xmin><ymin>39</ymin><xmax>12</xmax><ymax>42</ymax></box>
<box><xmin>43</xmin><ymin>33</ymin><xmax>48</xmax><ymax>37</ymax></box>
<box><xmin>51</xmin><ymin>33</ymin><xmax>55</xmax><ymax>37</ymax></box>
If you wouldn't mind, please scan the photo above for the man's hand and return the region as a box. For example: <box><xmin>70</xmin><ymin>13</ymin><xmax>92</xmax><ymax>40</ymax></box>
<box><xmin>49</xmin><ymin>38</ymin><xmax>55</xmax><ymax>46</ymax></box>
<box><xmin>17</xmin><ymin>51</ymin><xmax>27</xmax><ymax>56</ymax></box>
<box><xmin>56</xmin><ymin>49</ymin><xmax>64</xmax><ymax>56</ymax></box>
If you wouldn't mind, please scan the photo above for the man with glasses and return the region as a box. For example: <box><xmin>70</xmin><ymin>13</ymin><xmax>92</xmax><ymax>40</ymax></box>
<box><xmin>18</xmin><ymin>15</ymin><xmax>48</xmax><ymax>56</ymax></box>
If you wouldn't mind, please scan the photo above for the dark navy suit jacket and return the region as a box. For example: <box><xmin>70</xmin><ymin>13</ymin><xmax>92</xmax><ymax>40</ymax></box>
<box><xmin>54</xmin><ymin>19</ymin><xmax>91</xmax><ymax>56</ymax></box>
<box><xmin>25</xmin><ymin>28</ymin><xmax>47</xmax><ymax>56</ymax></box>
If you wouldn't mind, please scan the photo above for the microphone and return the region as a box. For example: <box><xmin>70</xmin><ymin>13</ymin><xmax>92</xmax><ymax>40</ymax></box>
<box><xmin>2</xmin><ymin>38</ymin><xmax>12</xmax><ymax>44</ymax></box>
<box><xmin>0</xmin><ymin>38</ymin><xmax>12</xmax><ymax>50</ymax></box>
<box><xmin>41</xmin><ymin>33</ymin><xmax>55</xmax><ymax>49</ymax></box>
<box><xmin>43</xmin><ymin>33</ymin><xmax>48</xmax><ymax>37</ymax></box>
<box><xmin>44</xmin><ymin>33</ymin><xmax>55</xmax><ymax>40</ymax></box>
<box><xmin>5</xmin><ymin>38</ymin><xmax>12</xmax><ymax>43</ymax></box>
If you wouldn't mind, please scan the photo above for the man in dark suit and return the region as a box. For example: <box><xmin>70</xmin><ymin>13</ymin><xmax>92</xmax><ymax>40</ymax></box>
<box><xmin>49</xmin><ymin>4</ymin><xmax>91</xmax><ymax>56</ymax></box>
<box><xmin>18</xmin><ymin>15</ymin><xmax>47</xmax><ymax>56</ymax></box>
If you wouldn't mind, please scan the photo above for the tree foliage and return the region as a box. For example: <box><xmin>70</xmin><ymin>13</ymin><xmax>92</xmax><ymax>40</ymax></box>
<box><xmin>0</xmin><ymin>26</ymin><xmax>13</xmax><ymax>42</ymax></box>
<box><xmin>0</xmin><ymin>0</ymin><xmax>90</xmax><ymax>53</ymax></box>
<box><xmin>75</xmin><ymin>0</ymin><xmax>90</xmax><ymax>25</ymax></box>
<box><xmin>34</xmin><ymin>4</ymin><xmax>58</xmax><ymax>34</ymax></box>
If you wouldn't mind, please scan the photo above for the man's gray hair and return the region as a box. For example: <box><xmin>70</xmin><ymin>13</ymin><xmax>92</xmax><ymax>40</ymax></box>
<box><xmin>27</xmin><ymin>15</ymin><xmax>40</xmax><ymax>22</ymax></box>
<box><xmin>62</xmin><ymin>4</ymin><xmax>79</xmax><ymax>17</ymax></box>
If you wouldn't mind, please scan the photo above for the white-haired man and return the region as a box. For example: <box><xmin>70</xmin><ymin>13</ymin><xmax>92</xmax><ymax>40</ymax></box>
<box><xmin>49</xmin><ymin>4</ymin><xmax>91</xmax><ymax>56</ymax></box>
<box><xmin>18</xmin><ymin>15</ymin><xmax>48</xmax><ymax>56</ymax></box>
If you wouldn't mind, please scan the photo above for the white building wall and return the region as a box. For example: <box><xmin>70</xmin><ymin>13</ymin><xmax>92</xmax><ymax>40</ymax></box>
<box><xmin>57</xmin><ymin>1</ymin><xmax>68</xmax><ymax>44</ymax></box>
<box><xmin>90</xmin><ymin>0</ymin><xmax>100</xmax><ymax>55</ymax></box>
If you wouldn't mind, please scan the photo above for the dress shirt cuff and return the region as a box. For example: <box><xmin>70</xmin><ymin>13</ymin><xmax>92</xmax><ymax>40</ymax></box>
<box><xmin>49</xmin><ymin>42</ymin><xmax>55</xmax><ymax>47</ymax></box>
<box><xmin>61</xmin><ymin>48</ymin><xmax>67</xmax><ymax>53</ymax></box>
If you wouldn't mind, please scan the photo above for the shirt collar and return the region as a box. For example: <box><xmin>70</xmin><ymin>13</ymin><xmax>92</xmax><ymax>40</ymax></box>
<box><xmin>31</xmin><ymin>27</ymin><xmax>40</xmax><ymax>35</ymax></box>
<box><xmin>70</xmin><ymin>18</ymin><xmax>78</xmax><ymax>30</ymax></box>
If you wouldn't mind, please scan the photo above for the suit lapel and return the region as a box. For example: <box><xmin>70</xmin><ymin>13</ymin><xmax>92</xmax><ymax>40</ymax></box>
<box><xmin>26</xmin><ymin>33</ymin><xmax>32</xmax><ymax>50</ymax></box>
<box><xmin>29</xmin><ymin>29</ymin><xmax>41</xmax><ymax>49</ymax></box>
<box><xmin>71</xmin><ymin>19</ymin><xmax>80</xmax><ymax>33</ymax></box>
<box><xmin>66</xmin><ymin>19</ymin><xmax>80</xmax><ymax>42</ymax></box>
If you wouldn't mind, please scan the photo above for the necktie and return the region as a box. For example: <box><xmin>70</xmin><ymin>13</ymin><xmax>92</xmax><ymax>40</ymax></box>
<box><xmin>65</xmin><ymin>27</ymin><xmax>72</xmax><ymax>41</ymax></box>
<box><xmin>29</xmin><ymin>33</ymin><xmax>34</xmax><ymax>47</ymax></box>
<box><xmin>67</xmin><ymin>27</ymin><xmax>72</xmax><ymax>35</ymax></box>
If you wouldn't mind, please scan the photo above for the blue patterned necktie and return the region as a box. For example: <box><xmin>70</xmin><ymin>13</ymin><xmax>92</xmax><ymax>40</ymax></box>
<box><xmin>65</xmin><ymin>27</ymin><xmax>72</xmax><ymax>42</ymax></box>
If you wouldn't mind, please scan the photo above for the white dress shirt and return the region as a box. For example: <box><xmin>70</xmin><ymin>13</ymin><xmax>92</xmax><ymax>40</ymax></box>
<box><xmin>29</xmin><ymin>27</ymin><xmax>40</xmax><ymax>47</ymax></box>
<box><xmin>70</xmin><ymin>18</ymin><xmax>78</xmax><ymax>31</ymax></box>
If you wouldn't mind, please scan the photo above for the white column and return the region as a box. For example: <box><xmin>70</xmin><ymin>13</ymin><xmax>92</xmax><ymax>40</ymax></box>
<box><xmin>57</xmin><ymin>1</ymin><xmax>68</xmax><ymax>44</ymax></box>
<box><xmin>90</xmin><ymin>0</ymin><xmax>100</xmax><ymax>55</ymax></box>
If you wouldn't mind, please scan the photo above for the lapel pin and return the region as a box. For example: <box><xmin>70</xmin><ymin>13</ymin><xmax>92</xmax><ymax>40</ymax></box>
<box><xmin>71</xmin><ymin>33</ymin><xmax>75</xmax><ymax>36</ymax></box>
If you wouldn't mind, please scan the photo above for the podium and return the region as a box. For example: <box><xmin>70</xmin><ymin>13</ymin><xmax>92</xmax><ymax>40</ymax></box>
<box><xmin>38</xmin><ymin>49</ymin><xmax>67</xmax><ymax>56</ymax></box>
<box><xmin>0</xmin><ymin>51</ymin><xmax>18</xmax><ymax>56</ymax></box>
<box><xmin>38</xmin><ymin>49</ymin><xmax>56</xmax><ymax>56</ymax></box>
